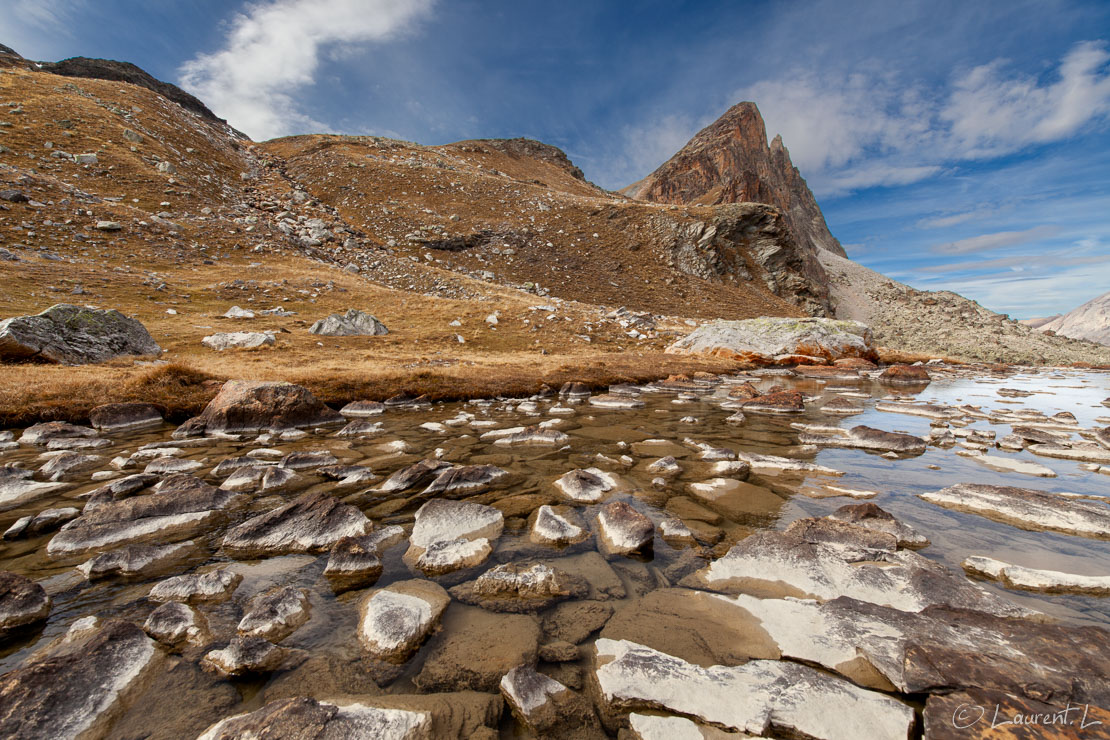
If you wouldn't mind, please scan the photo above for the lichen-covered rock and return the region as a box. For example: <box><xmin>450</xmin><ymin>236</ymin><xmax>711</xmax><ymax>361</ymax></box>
<box><xmin>378</xmin><ymin>459</ymin><xmax>454</xmax><ymax>493</ymax></box>
<box><xmin>0</xmin><ymin>467</ymin><xmax>69</xmax><ymax>512</ymax></box>
<box><xmin>500</xmin><ymin>664</ymin><xmax>594</xmax><ymax>734</ymax></box>
<box><xmin>421</xmin><ymin>464</ymin><xmax>509</xmax><ymax>496</ymax></box>
<box><xmin>0</xmin><ymin>571</ymin><xmax>50</xmax><ymax>636</ymax></box>
<box><xmin>449</xmin><ymin>563</ymin><xmax>589</xmax><ymax>612</ymax></box>
<box><xmin>148</xmin><ymin>568</ymin><xmax>242</xmax><ymax>604</ymax></box>
<box><xmin>666</xmin><ymin>317</ymin><xmax>876</xmax><ymax>365</ymax></box>
<box><xmin>201</xmin><ymin>635</ymin><xmax>288</xmax><ymax>678</ymax></box>
<box><xmin>963</xmin><ymin>556</ymin><xmax>1110</xmax><ymax>595</ymax></box>
<box><xmin>827</xmin><ymin>503</ymin><xmax>929</xmax><ymax>548</ymax></box>
<box><xmin>143</xmin><ymin>601</ymin><xmax>209</xmax><ymax>646</ymax></box>
<box><xmin>222</xmin><ymin>491</ymin><xmax>371</xmax><ymax>556</ymax></box>
<box><xmin>185</xmin><ymin>379</ymin><xmax>343</xmax><ymax>435</ymax></box>
<box><xmin>800</xmin><ymin>425</ymin><xmax>928</xmax><ymax>455</ymax></box>
<box><xmin>554</xmin><ymin>468</ymin><xmax>618</xmax><ymax>503</ymax></box>
<box><xmin>238</xmin><ymin>586</ymin><xmax>311</xmax><ymax>642</ymax></box>
<box><xmin>358</xmin><ymin>579</ymin><xmax>451</xmax><ymax>662</ymax></box>
<box><xmin>404</xmin><ymin>499</ymin><xmax>503</xmax><ymax>576</ymax></box>
<box><xmin>309</xmin><ymin>308</ymin><xmax>389</xmax><ymax>336</ymax></box>
<box><xmin>0</xmin><ymin>304</ymin><xmax>161</xmax><ymax>364</ymax></box>
<box><xmin>3</xmin><ymin>506</ymin><xmax>79</xmax><ymax>540</ymax></box>
<box><xmin>19</xmin><ymin>420</ymin><xmax>99</xmax><ymax>446</ymax></box>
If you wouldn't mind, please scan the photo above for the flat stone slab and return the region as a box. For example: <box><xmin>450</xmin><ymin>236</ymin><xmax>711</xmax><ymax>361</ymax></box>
<box><xmin>683</xmin><ymin>527</ymin><xmax>1031</xmax><ymax>617</ymax></box>
<box><xmin>920</xmin><ymin>483</ymin><xmax>1110</xmax><ymax>539</ymax></box>
<box><xmin>0</xmin><ymin>620</ymin><xmax>159</xmax><ymax>739</ymax></box>
<box><xmin>593</xmin><ymin>638</ymin><xmax>912</xmax><ymax>739</ymax></box>
<box><xmin>197</xmin><ymin>697</ymin><xmax>431</xmax><ymax>739</ymax></box>
<box><xmin>963</xmin><ymin>556</ymin><xmax>1110</xmax><ymax>596</ymax></box>
<box><xmin>222</xmin><ymin>491</ymin><xmax>371</xmax><ymax>556</ymax></box>
<box><xmin>47</xmin><ymin>474</ymin><xmax>238</xmax><ymax>557</ymax></box>
<box><xmin>0</xmin><ymin>467</ymin><xmax>69</xmax><ymax>512</ymax></box>
<box><xmin>77</xmin><ymin>540</ymin><xmax>195</xmax><ymax>580</ymax></box>
<box><xmin>712</xmin><ymin>593</ymin><xmax>1110</xmax><ymax>706</ymax></box>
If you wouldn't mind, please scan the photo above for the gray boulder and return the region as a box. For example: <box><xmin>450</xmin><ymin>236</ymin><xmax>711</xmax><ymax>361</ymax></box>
<box><xmin>0</xmin><ymin>304</ymin><xmax>161</xmax><ymax>364</ymax></box>
<box><xmin>179</xmin><ymin>380</ymin><xmax>344</xmax><ymax>436</ymax></box>
<box><xmin>665</xmin><ymin>317</ymin><xmax>876</xmax><ymax>365</ymax></box>
<box><xmin>309</xmin><ymin>309</ymin><xmax>388</xmax><ymax>337</ymax></box>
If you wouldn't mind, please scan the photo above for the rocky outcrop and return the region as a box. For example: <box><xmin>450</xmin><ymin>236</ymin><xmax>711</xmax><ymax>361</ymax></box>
<box><xmin>309</xmin><ymin>309</ymin><xmax>389</xmax><ymax>336</ymax></box>
<box><xmin>623</xmin><ymin>102</ymin><xmax>847</xmax><ymax>261</ymax></box>
<box><xmin>0</xmin><ymin>304</ymin><xmax>160</xmax><ymax>364</ymax></box>
<box><xmin>39</xmin><ymin>56</ymin><xmax>224</xmax><ymax>123</ymax></box>
<box><xmin>648</xmin><ymin>204</ymin><xmax>832</xmax><ymax>316</ymax></box>
<box><xmin>667</xmin><ymin>317</ymin><xmax>876</xmax><ymax>365</ymax></box>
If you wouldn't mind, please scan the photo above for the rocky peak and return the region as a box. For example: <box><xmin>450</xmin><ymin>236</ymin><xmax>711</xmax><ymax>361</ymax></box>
<box><xmin>622</xmin><ymin>101</ymin><xmax>847</xmax><ymax>259</ymax></box>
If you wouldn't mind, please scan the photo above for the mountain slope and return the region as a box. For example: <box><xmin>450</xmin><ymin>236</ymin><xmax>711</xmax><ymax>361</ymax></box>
<box><xmin>818</xmin><ymin>251</ymin><xmax>1110</xmax><ymax>364</ymax></box>
<box><xmin>621</xmin><ymin>102</ymin><xmax>847</xmax><ymax>259</ymax></box>
<box><xmin>1039</xmin><ymin>291</ymin><xmax>1110</xmax><ymax>345</ymax></box>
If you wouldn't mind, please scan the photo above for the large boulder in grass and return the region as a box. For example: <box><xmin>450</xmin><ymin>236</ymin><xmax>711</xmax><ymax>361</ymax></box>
<box><xmin>666</xmin><ymin>317</ymin><xmax>876</xmax><ymax>365</ymax></box>
<box><xmin>309</xmin><ymin>309</ymin><xmax>388</xmax><ymax>337</ymax></box>
<box><xmin>0</xmin><ymin>304</ymin><xmax>160</xmax><ymax>364</ymax></box>
<box><xmin>181</xmin><ymin>380</ymin><xmax>343</xmax><ymax>436</ymax></box>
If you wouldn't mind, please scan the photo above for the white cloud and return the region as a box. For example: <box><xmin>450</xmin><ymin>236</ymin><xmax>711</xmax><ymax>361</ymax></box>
<box><xmin>943</xmin><ymin>41</ymin><xmax>1110</xmax><ymax>157</ymax></box>
<box><xmin>178</xmin><ymin>0</ymin><xmax>435</xmax><ymax>141</ymax></box>
<box><xmin>931</xmin><ymin>224</ymin><xmax>1060</xmax><ymax>255</ymax></box>
<box><xmin>613</xmin><ymin>113</ymin><xmax>703</xmax><ymax>188</ymax></box>
<box><xmin>737</xmin><ymin>40</ymin><xmax>1110</xmax><ymax>197</ymax></box>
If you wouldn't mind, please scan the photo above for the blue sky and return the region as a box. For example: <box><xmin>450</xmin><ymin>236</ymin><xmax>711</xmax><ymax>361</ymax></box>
<box><xmin>4</xmin><ymin>0</ymin><xmax>1110</xmax><ymax>318</ymax></box>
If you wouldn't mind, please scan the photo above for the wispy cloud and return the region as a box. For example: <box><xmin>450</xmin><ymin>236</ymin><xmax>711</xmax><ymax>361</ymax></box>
<box><xmin>741</xmin><ymin>40</ymin><xmax>1110</xmax><ymax>197</ymax></box>
<box><xmin>931</xmin><ymin>224</ymin><xmax>1060</xmax><ymax>255</ymax></box>
<box><xmin>178</xmin><ymin>0</ymin><xmax>435</xmax><ymax>141</ymax></box>
<box><xmin>0</xmin><ymin>0</ymin><xmax>83</xmax><ymax>59</ymax></box>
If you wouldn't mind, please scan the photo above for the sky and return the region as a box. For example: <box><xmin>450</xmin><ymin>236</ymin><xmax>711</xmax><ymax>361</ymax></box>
<box><xmin>3</xmin><ymin>0</ymin><xmax>1110</xmax><ymax>319</ymax></box>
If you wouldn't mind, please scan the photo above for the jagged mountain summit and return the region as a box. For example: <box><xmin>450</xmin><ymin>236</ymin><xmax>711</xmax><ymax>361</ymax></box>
<box><xmin>621</xmin><ymin>102</ymin><xmax>847</xmax><ymax>259</ymax></box>
<box><xmin>1037</xmin><ymin>291</ymin><xmax>1110</xmax><ymax>345</ymax></box>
